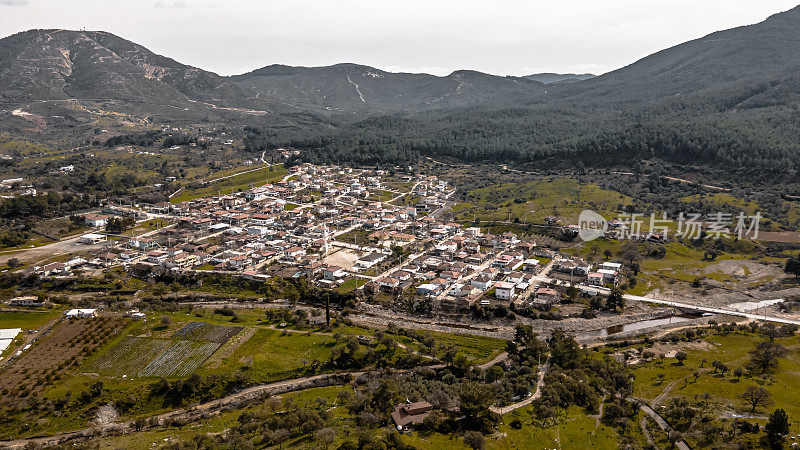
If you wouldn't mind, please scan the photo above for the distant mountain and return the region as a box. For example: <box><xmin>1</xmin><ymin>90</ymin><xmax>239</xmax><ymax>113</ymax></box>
<box><xmin>3</xmin><ymin>5</ymin><xmax>800</xmax><ymax>176</ymax></box>
<box><xmin>0</xmin><ymin>29</ymin><xmax>253</xmax><ymax>106</ymax></box>
<box><xmin>230</xmin><ymin>64</ymin><xmax>546</xmax><ymax>115</ymax></box>
<box><xmin>0</xmin><ymin>29</ymin><xmax>323</xmax><ymax>136</ymax></box>
<box><xmin>558</xmin><ymin>5</ymin><xmax>800</xmax><ymax>104</ymax></box>
<box><xmin>287</xmin><ymin>5</ymin><xmax>800</xmax><ymax>179</ymax></box>
<box><xmin>523</xmin><ymin>73</ymin><xmax>595</xmax><ymax>84</ymax></box>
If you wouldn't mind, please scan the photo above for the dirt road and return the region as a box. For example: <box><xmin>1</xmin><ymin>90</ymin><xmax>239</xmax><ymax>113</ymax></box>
<box><xmin>489</xmin><ymin>357</ymin><xmax>549</xmax><ymax>415</ymax></box>
<box><xmin>0</xmin><ymin>235</ymin><xmax>108</xmax><ymax>265</ymax></box>
<box><xmin>0</xmin><ymin>372</ymin><xmax>357</xmax><ymax>449</ymax></box>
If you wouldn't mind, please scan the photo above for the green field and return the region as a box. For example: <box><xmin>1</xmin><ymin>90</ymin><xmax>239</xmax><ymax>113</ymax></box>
<box><xmin>171</xmin><ymin>165</ymin><xmax>287</xmax><ymax>203</ymax></box>
<box><xmin>335</xmin><ymin>277</ymin><xmax>367</xmax><ymax>293</ymax></box>
<box><xmin>0</xmin><ymin>309</ymin><xmax>62</xmax><ymax>330</ymax></box>
<box><xmin>91</xmin><ymin>336</ymin><xmax>221</xmax><ymax>378</ymax></box>
<box><xmin>200</xmin><ymin>328</ymin><xmax>335</xmax><ymax>382</ymax></box>
<box><xmin>679</xmin><ymin>192</ymin><xmax>760</xmax><ymax>215</ymax></box>
<box><xmin>630</xmin><ymin>331</ymin><xmax>800</xmax><ymax>446</ymax></box>
<box><xmin>206</xmin><ymin>163</ymin><xmax>273</xmax><ymax>180</ymax></box>
<box><xmin>422</xmin><ymin>330</ymin><xmax>507</xmax><ymax>364</ymax></box>
<box><xmin>401</xmin><ymin>405</ymin><xmax>620</xmax><ymax>449</ymax></box>
<box><xmin>455</xmin><ymin>178</ymin><xmax>633</xmax><ymax>226</ymax></box>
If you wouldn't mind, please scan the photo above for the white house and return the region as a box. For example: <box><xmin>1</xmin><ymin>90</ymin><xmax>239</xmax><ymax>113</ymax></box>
<box><xmin>494</xmin><ymin>281</ymin><xmax>516</xmax><ymax>300</ymax></box>
<box><xmin>597</xmin><ymin>269</ymin><xmax>619</xmax><ymax>285</ymax></box>
<box><xmin>587</xmin><ymin>272</ymin><xmax>605</xmax><ymax>286</ymax></box>
<box><xmin>323</xmin><ymin>266</ymin><xmax>346</xmax><ymax>281</ymax></box>
<box><xmin>599</xmin><ymin>262</ymin><xmax>623</xmax><ymax>272</ymax></box>
<box><xmin>65</xmin><ymin>308</ymin><xmax>97</xmax><ymax>318</ymax></box>
<box><xmin>84</xmin><ymin>214</ymin><xmax>110</xmax><ymax>228</ymax></box>
<box><xmin>356</xmin><ymin>252</ymin><xmax>386</xmax><ymax>269</ymax></box>
<box><xmin>533</xmin><ymin>287</ymin><xmax>559</xmax><ymax>307</ymax></box>
<box><xmin>471</xmin><ymin>274</ymin><xmax>494</xmax><ymax>291</ymax></box>
<box><xmin>416</xmin><ymin>283</ymin><xmax>439</xmax><ymax>295</ymax></box>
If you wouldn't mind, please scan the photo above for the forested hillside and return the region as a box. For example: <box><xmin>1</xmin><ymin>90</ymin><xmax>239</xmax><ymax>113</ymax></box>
<box><xmin>2</xmin><ymin>6</ymin><xmax>800</xmax><ymax>179</ymax></box>
<box><xmin>273</xmin><ymin>6</ymin><xmax>800</xmax><ymax>180</ymax></box>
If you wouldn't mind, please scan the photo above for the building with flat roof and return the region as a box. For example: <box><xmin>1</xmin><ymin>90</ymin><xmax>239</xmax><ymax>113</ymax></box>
<box><xmin>64</xmin><ymin>308</ymin><xmax>97</xmax><ymax>318</ymax></box>
<box><xmin>79</xmin><ymin>233</ymin><xmax>107</xmax><ymax>244</ymax></box>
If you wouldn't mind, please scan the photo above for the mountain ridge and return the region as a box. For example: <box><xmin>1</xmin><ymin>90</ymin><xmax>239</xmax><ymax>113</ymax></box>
<box><xmin>523</xmin><ymin>73</ymin><xmax>595</xmax><ymax>84</ymax></box>
<box><xmin>2</xmin><ymin>5</ymin><xmax>800</xmax><ymax>174</ymax></box>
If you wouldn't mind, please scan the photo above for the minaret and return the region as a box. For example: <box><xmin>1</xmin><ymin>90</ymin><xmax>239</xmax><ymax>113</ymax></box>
<box><xmin>323</xmin><ymin>222</ymin><xmax>330</xmax><ymax>256</ymax></box>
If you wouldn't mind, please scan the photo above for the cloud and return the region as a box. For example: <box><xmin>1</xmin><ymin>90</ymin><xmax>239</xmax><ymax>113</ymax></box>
<box><xmin>0</xmin><ymin>0</ymin><xmax>29</xmax><ymax>6</ymax></box>
<box><xmin>154</xmin><ymin>0</ymin><xmax>189</xmax><ymax>8</ymax></box>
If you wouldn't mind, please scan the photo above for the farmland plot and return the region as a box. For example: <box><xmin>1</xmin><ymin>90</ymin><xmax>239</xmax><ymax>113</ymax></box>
<box><xmin>0</xmin><ymin>317</ymin><xmax>126</xmax><ymax>403</ymax></box>
<box><xmin>91</xmin><ymin>337</ymin><xmax>171</xmax><ymax>376</ymax></box>
<box><xmin>137</xmin><ymin>340</ymin><xmax>220</xmax><ymax>377</ymax></box>
<box><xmin>172</xmin><ymin>322</ymin><xmax>242</xmax><ymax>343</ymax></box>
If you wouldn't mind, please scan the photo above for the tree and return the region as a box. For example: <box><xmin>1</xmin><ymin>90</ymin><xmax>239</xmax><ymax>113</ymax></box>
<box><xmin>765</xmin><ymin>409</ymin><xmax>790</xmax><ymax>446</ymax></box>
<box><xmin>272</xmin><ymin>428</ymin><xmax>290</xmax><ymax>448</ymax></box>
<box><xmin>760</xmin><ymin>323</ymin><xmax>779</xmax><ymax>342</ymax></box>
<box><xmin>733</xmin><ymin>367</ymin><xmax>744</xmax><ymax>381</ymax></box>
<box><xmin>459</xmin><ymin>382</ymin><xmax>498</xmax><ymax>432</ymax></box>
<box><xmin>485</xmin><ymin>365</ymin><xmax>504</xmax><ymax>383</ymax></box>
<box><xmin>314</xmin><ymin>427</ymin><xmax>336</xmax><ymax>450</ymax></box>
<box><xmin>325</xmin><ymin>294</ymin><xmax>330</xmax><ymax>326</ymax></box>
<box><xmin>712</xmin><ymin>360</ymin><xmax>728</xmax><ymax>375</ymax></box>
<box><xmin>784</xmin><ymin>257</ymin><xmax>800</xmax><ymax>278</ymax></box>
<box><xmin>564</xmin><ymin>284</ymin><xmax>579</xmax><ymax>303</ymax></box>
<box><xmin>453</xmin><ymin>352</ymin><xmax>472</xmax><ymax>373</ymax></box>
<box><xmin>463</xmin><ymin>431</ymin><xmax>485</xmax><ymax>450</ymax></box>
<box><xmin>7</xmin><ymin>257</ymin><xmax>20</xmax><ymax>268</ymax></box>
<box><xmin>749</xmin><ymin>340</ymin><xmax>788</xmax><ymax>373</ymax></box>
<box><xmin>606</xmin><ymin>289</ymin><xmax>625</xmax><ymax>312</ymax></box>
<box><xmin>740</xmin><ymin>385</ymin><xmax>773</xmax><ymax>413</ymax></box>
<box><xmin>674</xmin><ymin>351</ymin><xmax>688</xmax><ymax>366</ymax></box>
<box><xmin>160</xmin><ymin>315</ymin><xmax>171</xmax><ymax>328</ymax></box>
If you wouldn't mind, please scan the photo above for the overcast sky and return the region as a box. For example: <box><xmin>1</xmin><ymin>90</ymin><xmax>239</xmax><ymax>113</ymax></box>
<box><xmin>1</xmin><ymin>0</ymin><xmax>798</xmax><ymax>76</ymax></box>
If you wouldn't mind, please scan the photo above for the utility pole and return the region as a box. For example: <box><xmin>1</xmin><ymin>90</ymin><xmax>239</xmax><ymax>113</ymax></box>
<box><xmin>325</xmin><ymin>293</ymin><xmax>330</xmax><ymax>327</ymax></box>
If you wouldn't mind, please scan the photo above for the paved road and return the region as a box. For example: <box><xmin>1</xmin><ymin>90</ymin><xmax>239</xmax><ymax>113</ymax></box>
<box><xmin>621</xmin><ymin>292</ymin><xmax>800</xmax><ymax>325</ymax></box>
<box><xmin>528</xmin><ymin>274</ymin><xmax>800</xmax><ymax>327</ymax></box>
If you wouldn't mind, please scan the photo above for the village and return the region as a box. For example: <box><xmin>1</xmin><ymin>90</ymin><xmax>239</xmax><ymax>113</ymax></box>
<box><xmin>20</xmin><ymin>163</ymin><xmax>625</xmax><ymax>315</ymax></box>
<box><xmin>5</xmin><ymin>163</ymin><xmax>800</xmax><ymax>450</ymax></box>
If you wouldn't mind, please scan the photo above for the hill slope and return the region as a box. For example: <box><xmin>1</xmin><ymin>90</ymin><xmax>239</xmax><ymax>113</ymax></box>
<box><xmin>230</xmin><ymin>64</ymin><xmax>546</xmax><ymax>115</ymax></box>
<box><xmin>557</xmin><ymin>5</ymin><xmax>800</xmax><ymax>104</ymax></box>
<box><xmin>0</xmin><ymin>29</ymin><xmax>254</xmax><ymax>107</ymax></box>
<box><xmin>284</xmin><ymin>5</ymin><xmax>800</xmax><ymax>179</ymax></box>
<box><xmin>3</xmin><ymin>5</ymin><xmax>800</xmax><ymax>176</ymax></box>
<box><xmin>523</xmin><ymin>73</ymin><xmax>595</xmax><ymax>84</ymax></box>
<box><xmin>0</xmin><ymin>29</ymin><xmax>329</xmax><ymax>137</ymax></box>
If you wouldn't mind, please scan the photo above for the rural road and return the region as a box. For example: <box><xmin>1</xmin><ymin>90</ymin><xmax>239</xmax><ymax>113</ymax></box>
<box><xmin>489</xmin><ymin>357</ymin><xmax>549</xmax><ymax>415</ymax></box>
<box><xmin>639</xmin><ymin>402</ymin><xmax>691</xmax><ymax>450</ymax></box>
<box><xmin>0</xmin><ymin>235</ymin><xmax>107</xmax><ymax>265</ymax></box>
<box><xmin>0</xmin><ymin>371</ymin><xmax>359</xmax><ymax>449</ymax></box>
